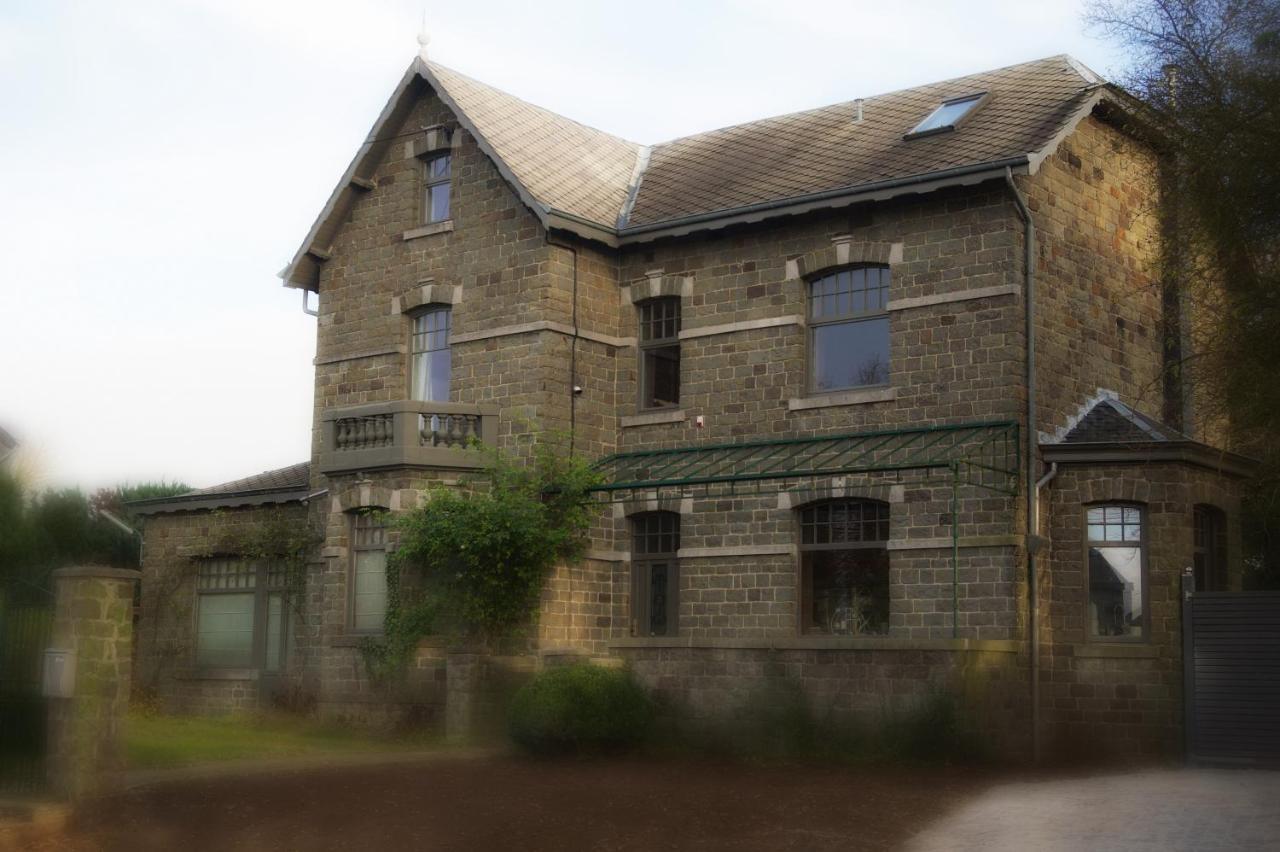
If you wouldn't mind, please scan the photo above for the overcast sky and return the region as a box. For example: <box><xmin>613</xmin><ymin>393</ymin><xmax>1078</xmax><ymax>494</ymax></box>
<box><xmin>0</xmin><ymin>0</ymin><xmax>1129</xmax><ymax>493</ymax></box>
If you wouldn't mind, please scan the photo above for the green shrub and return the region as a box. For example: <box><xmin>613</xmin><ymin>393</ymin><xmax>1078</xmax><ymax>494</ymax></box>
<box><xmin>508</xmin><ymin>664</ymin><xmax>653</xmax><ymax>755</ymax></box>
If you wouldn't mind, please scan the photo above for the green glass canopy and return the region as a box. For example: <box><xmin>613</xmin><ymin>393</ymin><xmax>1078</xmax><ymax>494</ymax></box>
<box><xmin>590</xmin><ymin>420</ymin><xmax>1020</xmax><ymax>501</ymax></box>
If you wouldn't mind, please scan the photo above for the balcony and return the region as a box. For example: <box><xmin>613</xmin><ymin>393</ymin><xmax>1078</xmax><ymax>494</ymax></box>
<box><xmin>319</xmin><ymin>401</ymin><xmax>499</xmax><ymax>476</ymax></box>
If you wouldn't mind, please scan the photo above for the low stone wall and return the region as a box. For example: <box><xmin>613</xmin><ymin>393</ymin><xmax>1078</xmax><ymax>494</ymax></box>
<box><xmin>616</xmin><ymin>642</ymin><xmax>1029</xmax><ymax>759</ymax></box>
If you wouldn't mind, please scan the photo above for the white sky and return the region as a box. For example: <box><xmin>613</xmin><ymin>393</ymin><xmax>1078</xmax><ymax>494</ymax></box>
<box><xmin>0</xmin><ymin>0</ymin><xmax>1128</xmax><ymax>493</ymax></box>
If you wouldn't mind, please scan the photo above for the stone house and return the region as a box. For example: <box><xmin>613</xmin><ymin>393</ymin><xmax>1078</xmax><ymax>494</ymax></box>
<box><xmin>132</xmin><ymin>53</ymin><xmax>1251</xmax><ymax>760</ymax></box>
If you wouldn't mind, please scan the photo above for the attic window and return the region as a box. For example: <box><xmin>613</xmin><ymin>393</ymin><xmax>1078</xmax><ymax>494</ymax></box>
<box><xmin>907</xmin><ymin>93</ymin><xmax>985</xmax><ymax>138</ymax></box>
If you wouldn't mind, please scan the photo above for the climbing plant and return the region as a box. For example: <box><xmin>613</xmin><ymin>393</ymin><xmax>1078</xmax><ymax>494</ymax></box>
<box><xmin>360</xmin><ymin>436</ymin><xmax>601</xmax><ymax>680</ymax></box>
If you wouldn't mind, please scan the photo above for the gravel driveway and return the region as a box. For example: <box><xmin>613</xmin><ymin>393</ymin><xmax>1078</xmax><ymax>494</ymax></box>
<box><xmin>905</xmin><ymin>768</ymin><xmax>1280</xmax><ymax>852</ymax></box>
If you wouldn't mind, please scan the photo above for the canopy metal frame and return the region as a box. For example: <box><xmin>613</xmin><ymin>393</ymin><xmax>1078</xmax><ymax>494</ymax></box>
<box><xmin>589</xmin><ymin>420</ymin><xmax>1021</xmax><ymax>639</ymax></box>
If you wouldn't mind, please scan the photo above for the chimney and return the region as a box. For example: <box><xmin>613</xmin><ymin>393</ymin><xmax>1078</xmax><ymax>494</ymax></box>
<box><xmin>854</xmin><ymin>99</ymin><xmax>864</xmax><ymax>123</ymax></box>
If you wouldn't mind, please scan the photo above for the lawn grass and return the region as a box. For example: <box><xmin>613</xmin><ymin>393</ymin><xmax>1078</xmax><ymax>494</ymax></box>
<box><xmin>126</xmin><ymin>710</ymin><xmax>440</xmax><ymax>770</ymax></box>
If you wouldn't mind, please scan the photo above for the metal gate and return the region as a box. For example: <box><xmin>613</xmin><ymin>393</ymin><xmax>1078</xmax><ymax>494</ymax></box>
<box><xmin>0</xmin><ymin>583</ymin><xmax>53</xmax><ymax>793</ymax></box>
<box><xmin>1182</xmin><ymin>575</ymin><xmax>1280</xmax><ymax>766</ymax></box>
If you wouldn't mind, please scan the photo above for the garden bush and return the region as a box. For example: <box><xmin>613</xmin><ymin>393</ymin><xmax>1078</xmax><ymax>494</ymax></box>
<box><xmin>508</xmin><ymin>664</ymin><xmax>653</xmax><ymax>755</ymax></box>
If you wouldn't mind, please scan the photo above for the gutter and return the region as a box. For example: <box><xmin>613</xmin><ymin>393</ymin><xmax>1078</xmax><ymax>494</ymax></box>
<box><xmin>1004</xmin><ymin>166</ymin><xmax>1040</xmax><ymax>763</ymax></box>
<box><xmin>129</xmin><ymin>487</ymin><xmax>311</xmax><ymax>516</ymax></box>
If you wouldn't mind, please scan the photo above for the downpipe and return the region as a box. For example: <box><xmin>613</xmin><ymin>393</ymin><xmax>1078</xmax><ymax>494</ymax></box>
<box><xmin>1005</xmin><ymin>167</ymin><xmax>1042</xmax><ymax>762</ymax></box>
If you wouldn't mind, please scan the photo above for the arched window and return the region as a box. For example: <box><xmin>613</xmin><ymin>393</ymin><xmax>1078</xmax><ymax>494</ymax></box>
<box><xmin>631</xmin><ymin>511</ymin><xmax>680</xmax><ymax>636</ymax></box>
<box><xmin>799</xmin><ymin>499</ymin><xmax>890</xmax><ymax>635</ymax></box>
<box><xmin>1193</xmin><ymin>505</ymin><xmax>1228</xmax><ymax>592</ymax></box>
<box><xmin>807</xmin><ymin>266</ymin><xmax>890</xmax><ymax>392</ymax></box>
<box><xmin>638</xmin><ymin>297</ymin><xmax>681</xmax><ymax>410</ymax></box>
<box><xmin>1085</xmin><ymin>504</ymin><xmax>1147</xmax><ymax>640</ymax></box>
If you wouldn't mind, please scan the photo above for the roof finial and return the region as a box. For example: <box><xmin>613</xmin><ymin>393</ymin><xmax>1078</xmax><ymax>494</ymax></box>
<box><xmin>416</xmin><ymin>10</ymin><xmax>431</xmax><ymax>61</ymax></box>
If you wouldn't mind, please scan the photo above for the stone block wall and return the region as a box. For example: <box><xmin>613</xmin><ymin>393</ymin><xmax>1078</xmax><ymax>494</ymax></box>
<box><xmin>1028</xmin><ymin>114</ymin><xmax>1166</xmax><ymax>438</ymax></box>
<box><xmin>136</xmin><ymin>503</ymin><xmax>312</xmax><ymax>713</ymax></box>
<box><xmin>1039</xmin><ymin>461</ymin><xmax>1243</xmax><ymax>760</ymax></box>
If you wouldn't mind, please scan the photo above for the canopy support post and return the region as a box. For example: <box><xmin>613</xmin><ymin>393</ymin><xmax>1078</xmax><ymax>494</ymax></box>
<box><xmin>951</xmin><ymin>462</ymin><xmax>960</xmax><ymax>639</ymax></box>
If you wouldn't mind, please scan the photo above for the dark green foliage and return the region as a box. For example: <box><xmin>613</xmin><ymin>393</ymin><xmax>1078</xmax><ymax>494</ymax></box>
<box><xmin>0</xmin><ymin>472</ymin><xmax>170</xmax><ymax>604</ymax></box>
<box><xmin>652</xmin><ymin>680</ymin><xmax>983</xmax><ymax>765</ymax></box>
<box><xmin>392</xmin><ymin>437</ymin><xmax>601</xmax><ymax>647</ymax></box>
<box><xmin>1087</xmin><ymin>0</ymin><xmax>1280</xmax><ymax>586</ymax></box>
<box><xmin>508</xmin><ymin>664</ymin><xmax>654</xmax><ymax>755</ymax></box>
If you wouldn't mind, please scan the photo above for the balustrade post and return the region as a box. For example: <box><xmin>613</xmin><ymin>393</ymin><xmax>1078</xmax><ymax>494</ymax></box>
<box><xmin>394</xmin><ymin>406</ymin><xmax>419</xmax><ymax>450</ymax></box>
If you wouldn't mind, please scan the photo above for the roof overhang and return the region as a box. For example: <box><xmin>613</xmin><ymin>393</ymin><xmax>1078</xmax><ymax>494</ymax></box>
<box><xmin>590</xmin><ymin>420</ymin><xmax>1021</xmax><ymax>502</ymax></box>
<box><xmin>1039</xmin><ymin>440</ymin><xmax>1256</xmax><ymax>479</ymax></box>
<box><xmin>129</xmin><ymin>486</ymin><xmax>310</xmax><ymax>516</ymax></box>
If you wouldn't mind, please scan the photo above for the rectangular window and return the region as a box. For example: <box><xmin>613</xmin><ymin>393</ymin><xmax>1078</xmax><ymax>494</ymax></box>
<box><xmin>195</xmin><ymin>559</ymin><xmax>289</xmax><ymax>670</ymax></box>
<box><xmin>351</xmin><ymin>513</ymin><xmax>389</xmax><ymax>633</ymax></box>
<box><xmin>1086</xmin><ymin>505</ymin><xmax>1146</xmax><ymax>639</ymax></box>
<box><xmin>423</xmin><ymin>153</ymin><xmax>452</xmax><ymax>223</ymax></box>
<box><xmin>410</xmin><ymin>307</ymin><xmax>451</xmax><ymax>402</ymax></box>
<box><xmin>808</xmin><ymin>267</ymin><xmax>890</xmax><ymax>392</ymax></box>
<box><xmin>799</xmin><ymin>500</ymin><xmax>891</xmax><ymax>635</ymax></box>
<box><xmin>631</xmin><ymin>512</ymin><xmax>679</xmax><ymax>636</ymax></box>
<box><xmin>638</xmin><ymin>298</ymin><xmax>681</xmax><ymax>410</ymax></box>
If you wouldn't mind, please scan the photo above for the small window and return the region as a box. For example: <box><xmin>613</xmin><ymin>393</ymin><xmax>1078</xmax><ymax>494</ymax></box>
<box><xmin>638</xmin><ymin>297</ymin><xmax>681</xmax><ymax>410</ymax></box>
<box><xmin>194</xmin><ymin>558</ymin><xmax>288</xmax><ymax>669</ymax></box>
<box><xmin>1193</xmin><ymin>505</ymin><xmax>1228</xmax><ymax>592</ymax></box>
<box><xmin>909</xmin><ymin>93</ymin><xmax>985</xmax><ymax>136</ymax></box>
<box><xmin>410</xmin><ymin>306</ymin><xmax>451</xmax><ymax>402</ymax></box>
<box><xmin>631</xmin><ymin>512</ymin><xmax>679</xmax><ymax>637</ymax></box>
<box><xmin>423</xmin><ymin>153</ymin><xmax>452</xmax><ymax>223</ymax></box>
<box><xmin>808</xmin><ymin>266</ymin><xmax>890</xmax><ymax>392</ymax></box>
<box><xmin>1086</xmin><ymin>505</ymin><xmax>1146</xmax><ymax>639</ymax></box>
<box><xmin>800</xmin><ymin>500</ymin><xmax>890</xmax><ymax>635</ymax></box>
<box><xmin>351</xmin><ymin>512</ymin><xmax>389</xmax><ymax>633</ymax></box>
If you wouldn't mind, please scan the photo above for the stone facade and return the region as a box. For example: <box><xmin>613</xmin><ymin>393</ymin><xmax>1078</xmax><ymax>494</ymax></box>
<box><xmin>134</xmin><ymin>72</ymin><xmax>1247</xmax><ymax>763</ymax></box>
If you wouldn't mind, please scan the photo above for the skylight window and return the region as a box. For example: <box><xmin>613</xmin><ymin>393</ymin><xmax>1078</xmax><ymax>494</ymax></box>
<box><xmin>908</xmin><ymin>93</ymin><xmax>985</xmax><ymax>137</ymax></box>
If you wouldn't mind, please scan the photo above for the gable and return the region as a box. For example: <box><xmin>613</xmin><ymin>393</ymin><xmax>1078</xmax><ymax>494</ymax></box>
<box><xmin>282</xmin><ymin>54</ymin><xmax>1140</xmax><ymax>291</ymax></box>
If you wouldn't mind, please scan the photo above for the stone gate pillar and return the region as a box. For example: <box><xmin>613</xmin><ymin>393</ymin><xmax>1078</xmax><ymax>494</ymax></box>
<box><xmin>46</xmin><ymin>566</ymin><xmax>140</xmax><ymax>800</ymax></box>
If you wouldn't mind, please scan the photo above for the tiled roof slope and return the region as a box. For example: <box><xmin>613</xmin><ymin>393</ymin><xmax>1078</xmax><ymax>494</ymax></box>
<box><xmin>1060</xmin><ymin>399</ymin><xmax>1188</xmax><ymax>444</ymax></box>
<box><xmin>626</xmin><ymin>55</ymin><xmax>1098</xmax><ymax>227</ymax></box>
<box><xmin>178</xmin><ymin>462</ymin><xmax>312</xmax><ymax>498</ymax></box>
<box><xmin>428</xmin><ymin>63</ymin><xmax>642</xmax><ymax>228</ymax></box>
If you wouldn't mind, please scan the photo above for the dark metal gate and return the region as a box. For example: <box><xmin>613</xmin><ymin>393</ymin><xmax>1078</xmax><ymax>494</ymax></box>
<box><xmin>0</xmin><ymin>583</ymin><xmax>53</xmax><ymax>793</ymax></box>
<box><xmin>1182</xmin><ymin>574</ymin><xmax>1280</xmax><ymax>766</ymax></box>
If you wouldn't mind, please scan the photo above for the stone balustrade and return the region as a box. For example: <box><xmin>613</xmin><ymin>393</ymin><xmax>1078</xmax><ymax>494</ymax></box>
<box><xmin>319</xmin><ymin>400</ymin><xmax>498</xmax><ymax>475</ymax></box>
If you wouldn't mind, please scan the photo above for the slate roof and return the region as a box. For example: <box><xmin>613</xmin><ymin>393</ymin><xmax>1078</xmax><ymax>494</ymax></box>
<box><xmin>1058</xmin><ymin>398</ymin><xmax>1188</xmax><ymax>445</ymax></box>
<box><xmin>283</xmin><ymin>53</ymin><xmax>1124</xmax><ymax>287</ymax></box>
<box><xmin>428</xmin><ymin>63</ymin><xmax>641</xmax><ymax>228</ymax></box>
<box><xmin>627</xmin><ymin>55</ymin><xmax>1100</xmax><ymax>228</ymax></box>
<box><xmin>130</xmin><ymin>462</ymin><xmax>311</xmax><ymax>515</ymax></box>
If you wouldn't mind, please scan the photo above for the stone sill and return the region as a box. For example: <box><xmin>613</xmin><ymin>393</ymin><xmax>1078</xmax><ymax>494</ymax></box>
<box><xmin>610</xmin><ymin>636</ymin><xmax>1019</xmax><ymax>653</ymax></box>
<box><xmin>621</xmin><ymin>409</ymin><xmax>687</xmax><ymax>428</ymax></box>
<box><xmin>331</xmin><ymin>634</ymin><xmax>449</xmax><ymax>649</ymax></box>
<box><xmin>175</xmin><ymin>668</ymin><xmax>259</xmax><ymax>681</ymax></box>
<box><xmin>788</xmin><ymin>386</ymin><xmax>896</xmax><ymax>410</ymax></box>
<box><xmin>402</xmin><ymin>220</ymin><xmax>454</xmax><ymax>240</ymax></box>
<box><xmin>1071</xmin><ymin>643</ymin><xmax>1159</xmax><ymax>659</ymax></box>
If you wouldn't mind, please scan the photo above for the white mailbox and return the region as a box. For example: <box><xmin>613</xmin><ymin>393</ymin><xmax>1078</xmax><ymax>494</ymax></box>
<box><xmin>42</xmin><ymin>648</ymin><xmax>76</xmax><ymax>699</ymax></box>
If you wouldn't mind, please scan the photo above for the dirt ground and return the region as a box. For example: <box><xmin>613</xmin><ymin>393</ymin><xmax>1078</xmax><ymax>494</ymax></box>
<box><xmin>5</xmin><ymin>755</ymin><xmax>995</xmax><ymax>852</ymax></box>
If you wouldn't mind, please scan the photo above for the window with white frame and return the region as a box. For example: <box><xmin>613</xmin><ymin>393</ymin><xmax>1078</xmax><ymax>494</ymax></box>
<box><xmin>808</xmin><ymin>266</ymin><xmax>890</xmax><ymax>392</ymax></box>
<box><xmin>350</xmin><ymin>511</ymin><xmax>389</xmax><ymax>633</ymax></box>
<box><xmin>1086</xmin><ymin>504</ymin><xmax>1146</xmax><ymax>639</ymax></box>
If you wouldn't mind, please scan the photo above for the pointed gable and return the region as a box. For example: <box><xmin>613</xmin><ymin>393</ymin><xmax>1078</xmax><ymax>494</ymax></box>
<box><xmin>426</xmin><ymin>63</ymin><xmax>641</xmax><ymax>229</ymax></box>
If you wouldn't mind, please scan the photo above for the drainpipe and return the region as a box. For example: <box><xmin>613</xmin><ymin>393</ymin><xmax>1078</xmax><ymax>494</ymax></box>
<box><xmin>546</xmin><ymin>236</ymin><xmax>581</xmax><ymax>455</ymax></box>
<box><xmin>1005</xmin><ymin>167</ymin><xmax>1040</xmax><ymax>762</ymax></box>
